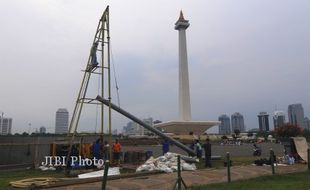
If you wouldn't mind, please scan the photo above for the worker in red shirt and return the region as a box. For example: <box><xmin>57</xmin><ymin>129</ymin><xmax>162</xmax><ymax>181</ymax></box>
<box><xmin>112</xmin><ymin>139</ymin><xmax>121</xmax><ymax>166</ymax></box>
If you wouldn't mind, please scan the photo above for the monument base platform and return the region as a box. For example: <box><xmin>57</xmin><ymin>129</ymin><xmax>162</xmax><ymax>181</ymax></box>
<box><xmin>155</xmin><ymin>120</ymin><xmax>220</xmax><ymax>135</ymax></box>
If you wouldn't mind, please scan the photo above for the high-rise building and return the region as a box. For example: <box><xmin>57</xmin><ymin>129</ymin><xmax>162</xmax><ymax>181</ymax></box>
<box><xmin>257</xmin><ymin>112</ymin><xmax>270</xmax><ymax>131</ymax></box>
<box><xmin>141</xmin><ymin>117</ymin><xmax>154</xmax><ymax>135</ymax></box>
<box><xmin>112</xmin><ymin>129</ymin><xmax>118</xmax><ymax>135</ymax></box>
<box><xmin>273</xmin><ymin>111</ymin><xmax>286</xmax><ymax>129</ymax></box>
<box><xmin>123</xmin><ymin>121</ymin><xmax>136</xmax><ymax>135</ymax></box>
<box><xmin>231</xmin><ymin>112</ymin><xmax>245</xmax><ymax>132</ymax></box>
<box><xmin>122</xmin><ymin>118</ymin><xmax>155</xmax><ymax>136</ymax></box>
<box><xmin>39</xmin><ymin>126</ymin><xmax>46</xmax><ymax>134</ymax></box>
<box><xmin>218</xmin><ymin>114</ymin><xmax>231</xmax><ymax>135</ymax></box>
<box><xmin>288</xmin><ymin>104</ymin><xmax>304</xmax><ymax>128</ymax></box>
<box><xmin>0</xmin><ymin>116</ymin><xmax>12</xmax><ymax>135</ymax></box>
<box><xmin>303</xmin><ymin>117</ymin><xmax>310</xmax><ymax>130</ymax></box>
<box><xmin>55</xmin><ymin>108</ymin><xmax>69</xmax><ymax>134</ymax></box>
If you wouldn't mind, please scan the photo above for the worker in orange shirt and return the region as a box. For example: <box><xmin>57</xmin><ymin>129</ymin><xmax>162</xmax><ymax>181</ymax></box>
<box><xmin>112</xmin><ymin>139</ymin><xmax>121</xmax><ymax>166</ymax></box>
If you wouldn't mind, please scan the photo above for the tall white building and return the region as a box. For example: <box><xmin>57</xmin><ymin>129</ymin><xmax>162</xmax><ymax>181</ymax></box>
<box><xmin>141</xmin><ymin>117</ymin><xmax>154</xmax><ymax>135</ymax></box>
<box><xmin>55</xmin><ymin>108</ymin><xmax>69</xmax><ymax>134</ymax></box>
<box><xmin>231</xmin><ymin>112</ymin><xmax>245</xmax><ymax>132</ymax></box>
<box><xmin>122</xmin><ymin>121</ymin><xmax>136</xmax><ymax>136</ymax></box>
<box><xmin>0</xmin><ymin>116</ymin><xmax>12</xmax><ymax>135</ymax></box>
<box><xmin>218</xmin><ymin>114</ymin><xmax>231</xmax><ymax>135</ymax></box>
<box><xmin>258</xmin><ymin>112</ymin><xmax>270</xmax><ymax>131</ymax></box>
<box><xmin>304</xmin><ymin>117</ymin><xmax>310</xmax><ymax>130</ymax></box>
<box><xmin>39</xmin><ymin>126</ymin><xmax>46</xmax><ymax>134</ymax></box>
<box><xmin>123</xmin><ymin>117</ymin><xmax>154</xmax><ymax>136</ymax></box>
<box><xmin>288</xmin><ymin>104</ymin><xmax>304</xmax><ymax>128</ymax></box>
<box><xmin>273</xmin><ymin>111</ymin><xmax>285</xmax><ymax>129</ymax></box>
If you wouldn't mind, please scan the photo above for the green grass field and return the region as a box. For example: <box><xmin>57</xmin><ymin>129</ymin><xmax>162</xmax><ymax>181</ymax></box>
<box><xmin>190</xmin><ymin>171</ymin><xmax>310</xmax><ymax>190</ymax></box>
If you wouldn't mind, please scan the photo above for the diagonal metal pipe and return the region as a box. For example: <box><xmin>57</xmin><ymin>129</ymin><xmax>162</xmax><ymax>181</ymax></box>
<box><xmin>95</xmin><ymin>95</ymin><xmax>196</xmax><ymax>156</ymax></box>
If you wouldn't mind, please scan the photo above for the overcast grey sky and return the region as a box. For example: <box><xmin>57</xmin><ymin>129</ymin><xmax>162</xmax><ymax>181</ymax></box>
<box><xmin>0</xmin><ymin>0</ymin><xmax>309</xmax><ymax>133</ymax></box>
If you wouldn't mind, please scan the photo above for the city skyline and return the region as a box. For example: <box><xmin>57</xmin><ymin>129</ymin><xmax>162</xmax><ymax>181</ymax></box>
<box><xmin>1</xmin><ymin>102</ymin><xmax>309</xmax><ymax>134</ymax></box>
<box><xmin>0</xmin><ymin>1</ymin><xmax>310</xmax><ymax>134</ymax></box>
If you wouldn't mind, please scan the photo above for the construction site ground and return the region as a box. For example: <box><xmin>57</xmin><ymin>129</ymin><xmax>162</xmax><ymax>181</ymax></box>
<box><xmin>46</xmin><ymin>164</ymin><xmax>307</xmax><ymax>190</ymax></box>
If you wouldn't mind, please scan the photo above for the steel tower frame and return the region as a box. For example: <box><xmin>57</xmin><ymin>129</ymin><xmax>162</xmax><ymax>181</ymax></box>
<box><xmin>67</xmin><ymin>6</ymin><xmax>112</xmax><ymax>162</ymax></box>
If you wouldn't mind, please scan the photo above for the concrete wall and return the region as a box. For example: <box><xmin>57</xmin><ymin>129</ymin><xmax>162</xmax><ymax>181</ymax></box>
<box><xmin>0</xmin><ymin>135</ymin><xmax>103</xmax><ymax>166</ymax></box>
<box><xmin>0</xmin><ymin>136</ymin><xmax>285</xmax><ymax>166</ymax></box>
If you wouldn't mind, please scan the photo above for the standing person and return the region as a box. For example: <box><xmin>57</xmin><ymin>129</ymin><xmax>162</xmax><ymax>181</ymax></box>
<box><xmin>195</xmin><ymin>140</ymin><xmax>203</xmax><ymax>159</ymax></box>
<box><xmin>203</xmin><ymin>138</ymin><xmax>212</xmax><ymax>167</ymax></box>
<box><xmin>253</xmin><ymin>143</ymin><xmax>261</xmax><ymax>156</ymax></box>
<box><xmin>103</xmin><ymin>141</ymin><xmax>110</xmax><ymax>161</ymax></box>
<box><xmin>189</xmin><ymin>140</ymin><xmax>195</xmax><ymax>150</ymax></box>
<box><xmin>188</xmin><ymin>132</ymin><xmax>196</xmax><ymax>156</ymax></box>
<box><xmin>92</xmin><ymin>139</ymin><xmax>102</xmax><ymax>160</ymax></box>
<box><xmin>162</xmin><ymin>139</ymin><xmax>170</xmax><ymax>155</ymax></box>
<box><xmin>112</xmin><ymin>139</ymin><xmax>121</xmax><ymax>166</ymax></box>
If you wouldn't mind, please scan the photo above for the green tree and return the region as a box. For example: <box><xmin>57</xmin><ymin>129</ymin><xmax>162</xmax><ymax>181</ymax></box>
<box><xmin>275</xmin><ymin>123</ymin><xmax>303</xmax><ymax>138</ymax></box>
<box><xmin>21</xmin><ymin>132</ymin><xmax>29</xmax><ymax>136</ymax></box>
<box><xmin>256</xmin><ymin>131</ymin><xmax>268</xmax><ymax>140</ymax></box>
<box><xmin>303</xmin><ymin>129</ymin><xmax>310</xmax><ymax>140</ymax></box>
<box><xmin>234</xmin><ymin>129</ymin><xmax>241</xmax><ymax>137</ymax></box>
<box><xmin>221</xmin><ymin>135</ymin><xmax>228</xmax><ymax>140</ymax></box>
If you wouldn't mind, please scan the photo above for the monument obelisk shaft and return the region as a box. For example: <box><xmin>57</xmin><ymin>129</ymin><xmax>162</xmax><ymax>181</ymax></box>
<box><xmin>155</xmin><ymin>11</ymin><xmax>219</xmax><ymax>135</ymax></box>
<box><xmin>175</xmin><ymin>11</ymin><xmax>191</xmax><ymax>121</ymax></box>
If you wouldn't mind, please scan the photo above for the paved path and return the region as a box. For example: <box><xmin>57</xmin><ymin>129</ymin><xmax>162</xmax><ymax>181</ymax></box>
<box><xmin>47</xmin><ymin>164</ymin><xmax>307</xmax><ymax>190</ymax></box>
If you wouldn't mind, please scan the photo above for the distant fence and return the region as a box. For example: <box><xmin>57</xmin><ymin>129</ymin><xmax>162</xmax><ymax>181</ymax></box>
<box><xmin>0</xmin><ymin>135</ymin><xmax>161</xmax><ymax>167</ymax></box>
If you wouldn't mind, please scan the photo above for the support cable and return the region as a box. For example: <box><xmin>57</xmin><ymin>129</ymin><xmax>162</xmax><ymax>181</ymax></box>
<box><xmin>110</xmin><ymin>42</ymin><xmax>121</xmax><ymax>107</ymax></box>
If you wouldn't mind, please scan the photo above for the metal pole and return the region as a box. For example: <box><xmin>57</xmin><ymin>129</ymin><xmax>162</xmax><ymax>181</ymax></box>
<box><xmin>34</xmin><ymin>136</ymin><xmax>39</xmax><ymax>168</ymax></box>
<box><xmin>67</xmin><ymin>72</ymin><xmax>87</xmax><ymax>134</ymax></box>
<box><xmin>106</xmin><ymin>6</ymin><xmax>113</xmax><ymax>163</ymax></box>
<box><xmin>96</xmin><ymin>96</ymin><xmax>196</xmax><ymax>156</ymax></box>
<box><xmin>226</xmin><ymin>152</ymin><xmax>231</xmax><ymax>182</ymax></box>
<box><xmin>102</xmin><ymin>160</ymin><xmax>110</xmax><ymax>190</ymax></box>
<box><xmin>100</xmin><ymin>7</ymin><xmax>106</xmax><ymax>142</ymax></box>
<box><xmin>270</xmin><ymin>148</ymin><xmax>275</xmax><ymax>174</ymax></box>
<box><xmin>177</xmin><ymin>155</ymin><xmax>181</xmax><ymax>190</ymax></box>
<box><xmin>308</xmin><ymin>149</ymin><xmax>310</xmax><ymax>170</ymax></box>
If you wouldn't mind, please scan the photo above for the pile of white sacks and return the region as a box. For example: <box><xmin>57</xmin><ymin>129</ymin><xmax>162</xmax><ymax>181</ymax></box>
<box><xmin>136</xmin><ymin>152</ymin><xmax>197</xmax><ymax>173</ymax></box>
